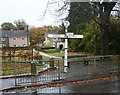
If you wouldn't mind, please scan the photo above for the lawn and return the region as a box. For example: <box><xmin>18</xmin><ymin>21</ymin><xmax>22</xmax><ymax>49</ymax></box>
<box><xmin>1</xmin><ymin>62</ymin><xmax>46</xmax><ymax>76</ymax></box>
<box><xmin>0</xmin><ymin>48</ymin><xmax>96</xmax><ymax>76</ymax></box>
<box><xmin>48</xmin><ymin>52</ymin><xmax>93</xmax><ymax>58</ymax></box>
<box><xmin>1</xmin><ymin>49</ymin><xmax>39</xmax><ymax>62</ymax></box>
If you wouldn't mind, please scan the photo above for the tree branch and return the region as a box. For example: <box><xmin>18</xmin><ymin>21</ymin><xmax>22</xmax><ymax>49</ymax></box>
<box><xmin>92</xmin><ymin>18</ymin><xmax>101</xmax><ymax>26</ymax></box>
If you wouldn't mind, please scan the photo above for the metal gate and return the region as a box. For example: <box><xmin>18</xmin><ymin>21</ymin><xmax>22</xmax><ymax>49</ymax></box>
<box><xmin>15</xmin><ymin>55</ymin><xmax>119</xmax><ymax>86</ymax></box>
<box><xmin>15</xmin><ymin>58</ymin><xmax>64</xmax><ymax>86</ymax></box>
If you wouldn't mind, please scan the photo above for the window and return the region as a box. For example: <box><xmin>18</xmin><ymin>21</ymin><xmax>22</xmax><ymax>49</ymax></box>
<box><xmin>13</xmin><ymin>44</ymin><xmax>18</xmax><ymax>47</ymax></box>
<box><xmin>22</xmin><ymin>37</ymin><xmax>25</xmax><ymax>40</ymax></box>
<box><xmin>0</xmin><ymin>44</ymin><xmax>2</xmax><ymax>47</ymax></box>
<box><xmin>13</xmin><ymin>37</ymin><xmax>16</xmax><ymax>40</ymax></box>
<box><xmin>1</xmin><ymin>38</ymin><xmax>5</xmax><ymax>41</ymax></box>
<box><xmin>22</xmin><ymin>44</ymin><xmax>25</xmax><ymax>47</ymax></box>
<box><xmin>53</xmin><ymin>38</ymin><xmax>56</xmax><ymax>41</ymax></box>
<box><xmin>2</xmin><ymin>44</ymin><xmax>6</xmax><ymax>47</ymax></box>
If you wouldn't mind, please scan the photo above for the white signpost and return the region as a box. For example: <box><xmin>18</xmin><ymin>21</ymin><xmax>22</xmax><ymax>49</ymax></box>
<box><xmin>47</xmin><ymin>21</ymin><xmax>83</xmax><ymax>72</ymax></box>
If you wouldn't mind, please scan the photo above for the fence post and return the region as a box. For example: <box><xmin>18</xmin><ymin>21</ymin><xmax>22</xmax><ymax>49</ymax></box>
<box><xmin>15</xmin><ymin>62</ymin><xmax>17</xmax><ymax>86</ymax></box>
<box><xmin>31</xmin><ymin>61</ymin><xmax>37</xmax><ymax>75</ymax></box>
<box><xmin>58</xmin><ymin>60</ymin><xmax>61</xmax><ymax>94</ymax></box>
<box><xmin>94</xmin><ymin>57</ymin><xmax>96</xmax><ymax>75</ymax></box>
<box><xmin>38</xmin><ymin>55</ymin><xmax>42</xmax><ymax>60</ymax></box>
<box><xmin>50</xmin><ymin>58</ymin><xmax>54</xmax><ymax>69</ymax></box>
<box><xmin>58</xmin><ymin>60</ymin><xmax>60</xmax><ymax>81</ymax></box>
<box><xmin>32</xmin><ymin>47</ymin><xmax>33</xmax><ymax>60</ymax></box>
<box><xmin>9</xmin><ymin>49</ymin><xmax>11</xmax><ymax>62</ymax></box>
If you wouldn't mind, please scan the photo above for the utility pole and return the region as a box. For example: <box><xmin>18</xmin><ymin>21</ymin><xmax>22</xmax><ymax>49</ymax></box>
<box><xmin>27</xmin><ymin>25</ymin><xmax>29</xmax><ymax>47</ymax></box>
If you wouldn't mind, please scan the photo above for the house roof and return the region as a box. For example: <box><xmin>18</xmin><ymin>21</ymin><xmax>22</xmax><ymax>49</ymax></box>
<box><xmin>1</xmin><ymin>30</ymin><xmax>28</xmax><ymax>37</ymax></box>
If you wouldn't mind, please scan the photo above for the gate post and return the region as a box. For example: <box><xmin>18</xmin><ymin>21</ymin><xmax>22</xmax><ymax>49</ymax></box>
<box><xmin>31</xmin><ymin>61</ymin><xmax>37</xmax><ymax>75</ymax></box>
<box><xmin>15</xmin><ymin>62</ymin><xmax>17</xmax><ymax>86</ymax></box>
<box><xmin>38</xmin><ymin>55</ymin><xmax>42</xmax><ymax>60</ymax></box>
<box><xmin>50</xmin><ymin>58</ymin><xmax>54</xmax><ymax>69</ymax></box>
<box><xmin>94</xmin><ymin>57</ymin><xmax>96</xmax><ymax>74</ymax></box>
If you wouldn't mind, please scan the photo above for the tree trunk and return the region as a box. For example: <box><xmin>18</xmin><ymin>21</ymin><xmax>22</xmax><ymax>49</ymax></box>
<box><xmin>99</xmin><ymin>2</ymin><xmax>116</xmax><ymax>55</ymax></box>
<box><xmin>100</xmin><ymin>25</ymin><xmax>109</xmax><ymax>55</ymax></box>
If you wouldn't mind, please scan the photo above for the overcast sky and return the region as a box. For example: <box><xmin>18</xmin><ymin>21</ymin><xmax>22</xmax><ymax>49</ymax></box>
<box><xmin>0</xmin><ymin>0</ymin><xmax>68</xmax><ymax>27</ymax></box>
<box><xmin>0</xmin><ymin>0</ymin><xmax>119</xmax><ymax>28</ymax></box>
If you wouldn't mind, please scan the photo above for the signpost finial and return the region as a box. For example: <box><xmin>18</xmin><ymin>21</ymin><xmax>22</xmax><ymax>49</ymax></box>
<box><xmin>64</xmin><ymin>20</ymin><xmax>70</xmax><ymax>28</ymax></box>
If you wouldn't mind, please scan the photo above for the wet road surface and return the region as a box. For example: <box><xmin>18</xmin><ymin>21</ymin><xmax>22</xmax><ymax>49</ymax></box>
<box><xmin>0</xmin><ymin>60</ymin><xmax>118</xmax><ymax>91</ymax></box>
<box><xmin>2</xmin><ymin>78</ymin><xmax>119</xmax><ymax>94</ymax></box>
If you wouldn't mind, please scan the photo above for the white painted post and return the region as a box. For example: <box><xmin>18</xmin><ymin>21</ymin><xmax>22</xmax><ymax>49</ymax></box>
<box><xmin>46</xmin><ymin>21</ymin><xmax>83</xmax><ymax>73</ymax></box>
<box><xmin>64</xmin><ymin>29</ymin><xmax>68</xmax><ymax>73</ymax></box>
<box><xmin>64</xmin><ymin>21</ymin><xmax>70</xmax><ymax>73</ymax></box>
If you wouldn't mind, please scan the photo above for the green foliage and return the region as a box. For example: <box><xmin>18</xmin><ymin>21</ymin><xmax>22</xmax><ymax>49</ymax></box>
<box><xmin>70</xmin><ymin>16</ymin><xmax>120</xmax><ymax>55</ymax></box>
<box><xmin>70</xmin><ymin>39</ymin><xmax>82</xmax><ymax>52</ymax></box>
<box><xmin>109</xmin><ymin>16</ymin><xmax>120</xmax><ymax>54</ymax></box>
<box><xmin>70</xmin><ymin>20</ymin><xmax>101</xmax><ymax>54</ymax></box>
<box><xmin>1</xmin><ymin>19</ymin><xmax>28</xmax><ymax>30</ymax></box>
<box><xmin>44</xmin><ymin>49</ymin><xmax>58</xmax><ymax>53</ymax></box>
<box><xmin>70</xmin><ymin>23</ymin><xmax>86</xmax><ymax>51</ymax></box>
<box><xmin>68</xmin><ymin>2</ymin><xmax>116</xmax><ymax>55</ymax></box>
<box><xmin>14</xmin><ymin>19</ymin><xmax>28</xmax><ymax>30</ymax></box>
<box><xmin>1</xmin><ymin>22</ymin><xmax>15</xmax><ymax>30</ymax></box>
<box><xmin>41</xmin><ymin>46</ymin><xmax>55</xmax><ymax>50</ymax></box>
<box><xmin>68</xmin><ymin>2</ymin><xmax>97</xmax><ymax>33</ymax></box>
<box><xmin>79</xmin><ymin>20</ymin><xmax>101</xmax><ymax>54</ymax></box>
<box><xmin>68</xmin><ymin>2</ymin><xmax>98</xmax><ymax>50</ymax></box>
<box><xmin>30</xmin><ymin>40</ymin><xmax>36</xmax><ymax>46</ymax></box>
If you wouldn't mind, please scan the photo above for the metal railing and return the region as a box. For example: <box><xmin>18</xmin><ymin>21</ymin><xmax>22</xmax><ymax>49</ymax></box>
<box><xmin>14</xmin><ymin>55</ymin><xmax>119</xmax><ymax>86</ymax></box>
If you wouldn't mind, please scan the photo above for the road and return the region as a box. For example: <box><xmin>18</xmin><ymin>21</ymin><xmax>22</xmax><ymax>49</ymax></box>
<box><xmin>1</xmin><ymin>78</ymin><xmax>119</xmax><ymax>94</ymax></box>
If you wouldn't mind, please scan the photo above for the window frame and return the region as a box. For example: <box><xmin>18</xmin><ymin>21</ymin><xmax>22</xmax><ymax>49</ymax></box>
<box><xmin>2</xmin><ymin>44</ymin><xmax>6</xmax><ymax>47</ymax></box>
<box><xmin>13</xmin><ymin>44</ymin><xmax>18</xmax><ymax>47</ymax></box>
<box><xmin>1</xmin><ymin>38</ymin><xmax>5</xmax><ymax>41</ymax></box>
<box><xmin>13</xmin><ymin>37</ymin><xmax>16</xmax><ymax>40</ymax></box>
<box><xmin>22</xmin><ymin>37</ymin><xmax>25</xmax><ymax>40</ymax></box>
<box><xmin>22</xmin><ymin>43</ymin><xmax>25</xmax><ymax>47</ymax></box>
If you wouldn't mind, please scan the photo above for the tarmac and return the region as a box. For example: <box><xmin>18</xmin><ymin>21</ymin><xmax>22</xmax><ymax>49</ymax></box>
<box><xmin>0</xmin><ymin>61</ymin><xmax>118</xmax><ymax>91</ymax></box>
<box><xmin>0</xmin><ymin>64</ymin><xmax>119</xmax><ymax>94</ymax></box>
<box><xmin>1</xmin><ymin>77</ymin><xmax>119</xmax><ymax>94</ymax></box>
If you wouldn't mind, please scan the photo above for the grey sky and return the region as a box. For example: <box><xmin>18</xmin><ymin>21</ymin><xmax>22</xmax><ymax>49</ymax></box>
<box><xmin>0</xmin><ymin>0</ymin><xmax>68</xmax><ymax>27</ymax></box>
<box><xmin>0</xmin><ymin>0</ymin><xmax>119</xmax><ymax>28</ymax></box>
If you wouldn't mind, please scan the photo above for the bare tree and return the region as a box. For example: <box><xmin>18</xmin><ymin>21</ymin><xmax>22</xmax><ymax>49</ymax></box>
<box><xmin>42</xmin><ymin>0</ymin><xmax>119</xmax><ymax>55</ymax></box>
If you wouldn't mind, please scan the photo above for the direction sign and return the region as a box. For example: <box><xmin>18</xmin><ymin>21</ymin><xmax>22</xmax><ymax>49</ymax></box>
<box><xmin>47</xmin><ymin>20</ymin><xmax>83</xmax><ymax>73</ymax></box>
<box><xmin>47</xmin><ymin>34</ymin><xmax>65</xmax><ymax>38</ymax></box>
<box><xmin>67</xmin><ymin>35</ymin><xmax>83</xmax><ymax>38</ymax></box>
<box><xmin>47</xmin><ymin>33</ymin><xmax>83</xmax><ymax>39</ymax></box>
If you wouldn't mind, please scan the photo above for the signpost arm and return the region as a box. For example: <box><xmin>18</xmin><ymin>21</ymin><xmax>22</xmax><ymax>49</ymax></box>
<box><xmin>47</xmin><ymin>20</ymin><xmax>83</xmax><ymax>73</ymax></box>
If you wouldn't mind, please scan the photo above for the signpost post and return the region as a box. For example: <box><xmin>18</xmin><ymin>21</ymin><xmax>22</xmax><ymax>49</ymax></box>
<box><xmin>47</xmin><ymin>21</ymin><xmax>83</xmax><ymax>72</ymax></box>
<box><xmin>64</xmin><ymin>21</ymin><xmax>70</xmax><ymax>73</ymax></box>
